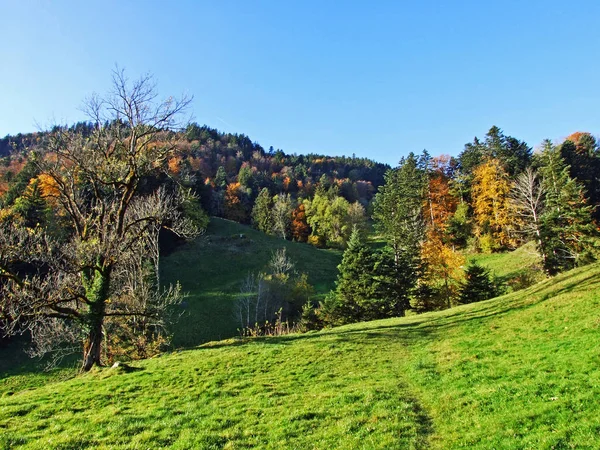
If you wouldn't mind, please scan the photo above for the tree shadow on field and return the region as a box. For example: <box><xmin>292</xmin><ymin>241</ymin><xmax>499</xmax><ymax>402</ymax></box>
<box><xmin>407</xmin><ymin>394</ymin><xmax>435</xmax><ymax>449</ymax></box>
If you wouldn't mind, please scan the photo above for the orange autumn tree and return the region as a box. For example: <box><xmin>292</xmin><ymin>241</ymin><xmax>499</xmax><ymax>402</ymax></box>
<box><xmin>420</xmin><ymin>155</ymin><xmax>464</xmax><ymax>309</ymax></box>
<box><xmin>565</xmin><ymin>131</ymin><xmax>589</xmax><ymax>148</ymax></box>
<box><xmin>224</xmin><ymin>182</ymin><xmax>248</xmax><ymax>223</ymax></box>
<box><xmin>167</xmin><ymin>155</ymin><xmax>183</xmax><ymax>175</ymax></box>
<box><xmin>0</xmin><ymin>158</ymin><xmax>27</xmax><ymax>196</ymax></box>
<box><xmin>425</xmin><ymin>155</ymin><xmax>458</xmax><ymax>232</ymax></box>
<box><xmin>291</xmin><ymin>203</ymin><xmax>310</xmax><ymax>242</ymax></box>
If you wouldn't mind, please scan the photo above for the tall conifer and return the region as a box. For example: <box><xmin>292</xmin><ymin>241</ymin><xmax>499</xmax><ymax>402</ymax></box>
<box><xmin>538</xmin><ymin>140</ymin><xmax>598</xmax><ymax>274</ymax></box>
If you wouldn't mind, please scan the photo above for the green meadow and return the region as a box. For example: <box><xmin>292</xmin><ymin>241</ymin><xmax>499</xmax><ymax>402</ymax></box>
<box><xmin>2</xmin><ymin>258</ymin><xmax>599</xmax><ymax>449</ymax></box>
<box><xmin>161</xmin><ymin>217</ymin><xmax>342</xmax><ymax>347</ymax></box>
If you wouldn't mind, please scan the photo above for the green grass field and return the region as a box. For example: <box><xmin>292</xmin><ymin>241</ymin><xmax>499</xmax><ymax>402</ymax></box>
<box><xmin>2</xmin><ymin>259</ymin><xmax>599</xmax><ymax>449</ymax></box>
<box><xmin>469</xmin><ymin>241</ymin><xmax>546</xmax><ymax>291</ymax></box>
<box><xmin>161</xmin><ymin>218</ymin><xmax>342</xmax><ymax>347</ymax></box>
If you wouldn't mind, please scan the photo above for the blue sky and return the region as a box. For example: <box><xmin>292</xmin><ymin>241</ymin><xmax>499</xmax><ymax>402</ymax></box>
<box><xmin>1</xmin><ymin>0</ymin><xmax>599</xmax><ymax>165</ymax></box>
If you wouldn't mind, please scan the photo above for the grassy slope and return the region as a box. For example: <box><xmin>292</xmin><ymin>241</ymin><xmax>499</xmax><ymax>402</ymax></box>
<box><xmin>469</xmin><ymin>241</ymin><xmax>544</xmax><ymax>280</ymax></box>
<box><xmin>161</xmin><ymin>217</ymin><xmax>342</xmax><ymax>347</ymax></box>
<box><xmin>2</xmin><ymin>262</ymin><xmax>599</xmax><ymax>449</ymax></box>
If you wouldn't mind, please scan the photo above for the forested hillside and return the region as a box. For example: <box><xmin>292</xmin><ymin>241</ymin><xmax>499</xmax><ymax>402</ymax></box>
<box><xmin>1</xmin><ymin>73</ymin><xmax>599</xmax><ymax>370</ymax></box>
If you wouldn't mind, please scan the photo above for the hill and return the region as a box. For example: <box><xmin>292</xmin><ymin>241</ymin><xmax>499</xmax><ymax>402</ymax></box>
<box><xmin>469</xmin><ymin>241</ymin><xmax>547</xmax><ymax>291</ymax></box>
<box><xmin>161</xmin><ymin>217</ymin><xmax>342</xmax><ymax>347</ymax></box>
<box><xmin>2</xmin><ymin>261</ymin><xmax>599</xmax><ymax>449</ymax></box>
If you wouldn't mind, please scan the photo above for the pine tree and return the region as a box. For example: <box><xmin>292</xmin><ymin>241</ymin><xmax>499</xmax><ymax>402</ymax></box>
<box><xmin>560</xmin><ymin>134</ymin><xmax>600</xmax><ymax>221</ymax></box>
<box><xmin>457</xmin><ymin>127</ymin><xmax>531</xmax><ymax>202</ymax></box>
<box><xmin>329</xmin><ymin>228</ymin><xmax>377</xmax><ymax>324</ymax></box>
<box><xmin>214</xmin><ymin>166</ymin><xmax>227</xmax><ymax>189</ymax></box>
<box><xmin>459</xmin><ymin>263</ymin><xmax>498</xmax><ymax>304</ymax></box>
<box><xmin>371</xmin><ymin>247</ymin><xmax>415</xmax><ymax>317</ymax></box>
<box><xmin>537</xmin><ymin>140</ymin><xmax>598</xmax><ymax>274</ymax></box>
<box><xmin>372</xmin><ymin>152</ymin><xmax>426</xmax><ymax>265</ymax></box>
<box><xmin>11</xmin><ymin>178</ymin><xmax>53</xmax><ymax>229</ymax></box>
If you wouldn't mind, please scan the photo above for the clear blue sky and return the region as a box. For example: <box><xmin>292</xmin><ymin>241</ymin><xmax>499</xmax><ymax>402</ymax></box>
<box><xmin>1</xmin><ymin>0</ymin><xmax>599</xmax><ymax>165</ymax></box>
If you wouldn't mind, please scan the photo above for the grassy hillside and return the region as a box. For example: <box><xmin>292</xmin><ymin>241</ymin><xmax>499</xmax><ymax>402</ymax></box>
<box><xmin>469</xmin><ymin>241</ymin><xmax>546</xmax><ymax>291</ymax></box>
<box><xmin>161</xmin><ymin>218</ymin><xmax>342</xmax><ymax>347</ymax></box>
<box><xmin>2</xmin><ymin>262</ymin><xmax>599</xmax><ymax>449</ymax></box>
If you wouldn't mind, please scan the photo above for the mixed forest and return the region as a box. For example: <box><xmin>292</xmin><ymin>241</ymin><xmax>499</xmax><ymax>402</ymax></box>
<box><xmin>1</xmin><ymin>73</ymin><xmax>599</xmax><ymax>372</ymax></box>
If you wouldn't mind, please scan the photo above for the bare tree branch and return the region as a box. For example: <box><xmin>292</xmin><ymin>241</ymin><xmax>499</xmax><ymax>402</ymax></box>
<box><xmin>0</xmin><ymin>70</ymin><xmax>202</xmax><ymax>370</ymax></box>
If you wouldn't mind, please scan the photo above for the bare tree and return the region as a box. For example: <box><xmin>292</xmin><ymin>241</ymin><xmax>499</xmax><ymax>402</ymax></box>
<box><xmin>272</xmin><ymin>194</ymin><xmax>293</xmax><ymax>240</ymax></box>
<box><xmin>236</xmin><ymin>272</ymin><xmax>259</xmax><ymax>331</ymax></box>
<box><xmin>235</xmin><ymin>249</ymin><xmax>307</xmax><ymax>334</ymax></box>
<box><xmin>0</xmin><ymin>70</ymin><xmax>202</xmax><ymax>371</ymax></box>
<box><xmin>510</xmin><ymin>167</ymin><xmax>546</xmax><ymax>263</ymax></box>
<box><xmin>268</xmin><ymin>248</ymin><xmax>294</xmax><ymax>276</ymax></box>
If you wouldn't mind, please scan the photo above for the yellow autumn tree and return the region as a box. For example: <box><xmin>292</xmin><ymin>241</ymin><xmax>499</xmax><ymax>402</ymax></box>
<box><xmin>471</xmin><ymin>158</ymin><xmax>516</xmax><ymax>251</ymax></box>
<box><xmin>420</xmin><ymin>231</ymin><xmax>465</xmax><ymax>309</ymax></box>
<box><xmin>36</xmin><ymin>173</ymin><xmax>61</xmax><ymax>204</ymax></box>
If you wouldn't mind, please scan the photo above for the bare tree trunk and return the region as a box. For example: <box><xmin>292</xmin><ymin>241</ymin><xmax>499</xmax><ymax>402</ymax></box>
<box><xmin>82</xmin><ymin>315</ymin><xmax>104</xmax><ymax>371</ymax></box>
<box><xmin>149</xmin><ymin>223</ymin><xmax>161</xmax><ymax>290</ymax></box>
<box><xmin>81</xmin><ymin>268</ymin><xmax>110</xmax><ymax>371</ymax></box>
<box><xmin>510</xmin><ymin>168</ymin><xmax>547</xmax><ymax>265</ymax></box>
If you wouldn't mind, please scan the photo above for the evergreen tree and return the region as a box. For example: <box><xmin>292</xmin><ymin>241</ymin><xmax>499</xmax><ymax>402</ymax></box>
<box><xmin>12</xmin><ymin>178</ymin><xmax>53</xmax><ymax>229</ymax></box>
<box><xmin>214</xmin><ymin>166</ymin><xmax>227</xmax><ymax>189</ymax></box>
<box><xmin>457</xmin><ymin>127</ymin><xmax>531</xmax><ymax>202</ymax></box>
<box><xmin>560</xmin><ymin>134</ymin><xmax>600</xmax><ymax>221</ymax></box>
<box><xmin>371</xmin><ymin>247</ymin><xmax>415</xmax><ymax>317</ymax></box>
<box><xmin>237</xmin><ymin>165</ymin><xmax>255</xmax><ymax>192</ymax></box>
<box><xmin>537</xmin><ymin>140</ymin><xmax>598</xmax><ymax>274</ymax></box>
<box><xmin>372</xmin><ymin>152</ymin><xmax>426</xmax><ymax>265</ymax></box>
<box><xmin>328</xmin><ymin>228</ymin><xmax>378</xmax><ymax>324</ymax></box>
<box><xmin>251</xmin><ymin>187</ymin><xmax>273</xmax><ymax>234</ymax></box>
<box><xmin>483</xmin><ymin>126</ymin><xmax>531</xmax><ymax>177</ymax></box>
<box><xmin>459</xmin><ymin>263</ymin><xmax>498</xmax><ymax>304</ymax></box>
<box><xmin>1</xmin><ymin>159</ymin><xmax>40</xmax><ymax>208</ymax></box>
<box><xmin>457</xmin><ymin>137</ymin><xmax>486</xmax><ymax>181</ymax></box>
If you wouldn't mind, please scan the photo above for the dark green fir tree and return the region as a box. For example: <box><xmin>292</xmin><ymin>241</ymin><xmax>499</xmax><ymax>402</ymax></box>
<box><xmin>459</xmin><ymin>263</ymin><xmax>498</xmax><ymax>304</ymax></box>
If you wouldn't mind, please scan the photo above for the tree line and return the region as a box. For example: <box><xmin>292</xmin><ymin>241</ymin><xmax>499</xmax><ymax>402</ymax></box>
<box><xmin>307</xmin><ymin>127</ymin><xmax>599</xmax><ymax>327</ymax></box>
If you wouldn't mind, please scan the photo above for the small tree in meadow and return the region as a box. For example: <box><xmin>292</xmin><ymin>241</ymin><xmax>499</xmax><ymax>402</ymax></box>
<box><xmin>458</xmin><ymin>263</ymin><xmax>498</xmax><ymax>304</ymax></box>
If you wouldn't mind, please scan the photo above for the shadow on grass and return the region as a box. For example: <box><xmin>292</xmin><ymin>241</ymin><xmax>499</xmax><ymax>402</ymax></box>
<box><xmin>407</xmin><ymin>392</ymin><xmax>435</xmax><ymax>449</ymax></box>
